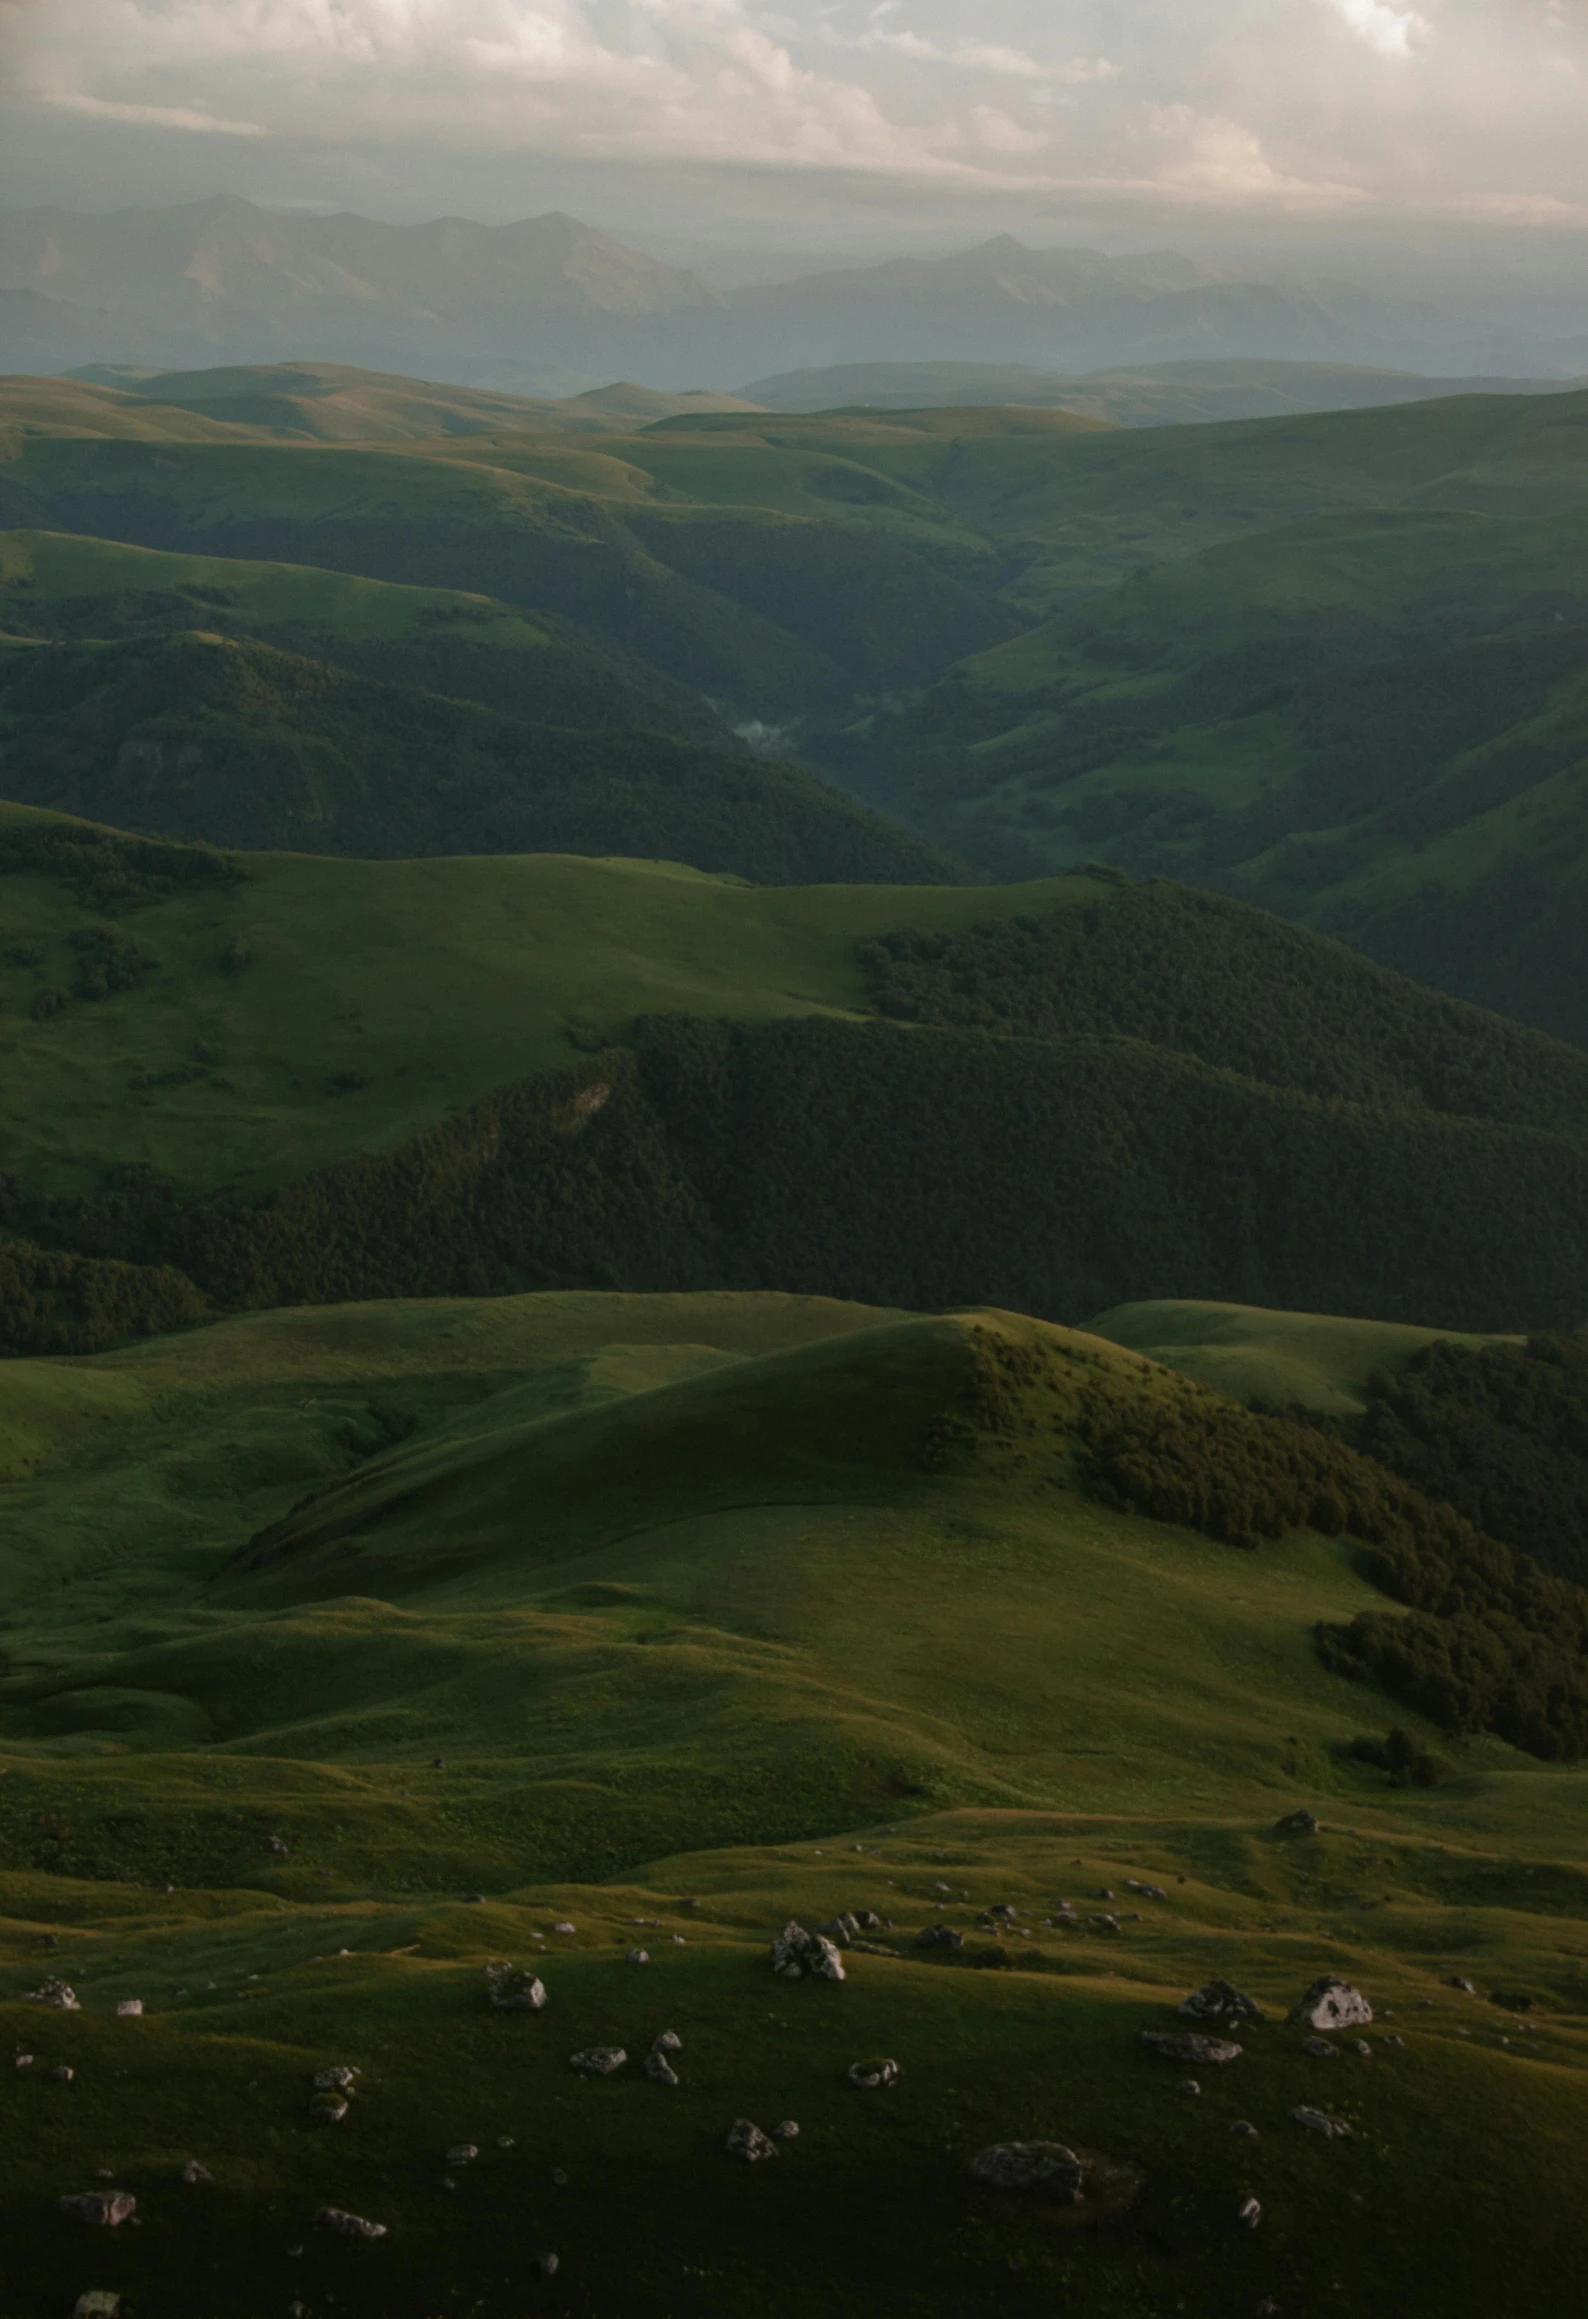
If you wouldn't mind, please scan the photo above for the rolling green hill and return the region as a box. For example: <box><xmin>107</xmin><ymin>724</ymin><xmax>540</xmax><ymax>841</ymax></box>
<box><xmin>0</xmin><ymin>629</ymin><xmax>969</xmax><ymax>884</ymax></box>
<box><xmin>5</xmin><ymin>820</ymin><xmax>1588</xmax><ymax>1351</ymax></box>
<box><xmin>4</xmin><ymin>1289</ymin><xmax>1588</xmax><ymax>2317</ymax></box>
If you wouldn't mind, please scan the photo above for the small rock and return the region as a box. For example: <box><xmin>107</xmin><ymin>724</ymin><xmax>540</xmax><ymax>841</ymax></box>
<box><xmin>1291</xmin><ymin>2106</ymin><xmax>1351</xmax><ymax>2138</ymax></box>
<box><xmin>27</xmin><ymin>1980</ymin><xmax>79</xmax><ymax>2010</ymax></box>
<box><xmin>1290</xmin><ymin>1977</ymin><xmax>1372</xmax><ymax>2032</ymax></box>
<box><xmin>92</xmin><ymin>2171</ymin><xmax>114</xmax><ymax>2182</ymax></box>
<box><xmin>1090</xmin><ymin>1913</ymin><xmax>1122</xmax><ymax>1934</ymax></box>
<box><xmin>1450</xmin><ymin>1976</ymin><xmax>1477</xmax><ymax>1995</ymax></box>
<box><xmin>845</xmin><ymin>2058</ymin><xmax>899</xmax><ymax>2089</ymax></box>
<box><xmin>652</xmin><ymin>2029</ymin><xmax>682</xmax><ymax>2054</ymax></box>
<box><xmin>551</xmin><ymin>1921</ymin><xmax>576</xmax><ymax>1935</ymax></box>
<box><xmin>679</xmin><ymin>1896</ymin><xmax>700</xmax><ymax>1910</ymax></box>
<box><xmin>819</xmin><ymin>1912</ymin><xmax>860</xmax><ymax>1945</ymax></box>
<box><xmin>181</xmin><ymin>2160</ymin><xmax>214</xmax><ymax>2185</ymax></box>
<box><xmin>774</xmin><ymin>2120</ymin><xmax>800</xmax><ymax>2139</ymax></box>
<box><xmin>1256</xmin><ymin>2303</ymin><xmax>1281</xmax><ymax>2317</ymax></box>
<box><xmin>645</xmin><ymin>2051</ymin><xmax>679</xmax><ymax>2085</ymax></box>
<box><xmin>1301</xmin><ymin>2038</ymin><xmax>1338</xmax><ymax>2059</ymax></box>
<box><xmin>485</xmin><ymin>1964</ymin><xmax>547</xmax><ymax>2012</ymax></box>
<box><xmin>462</xmin><ymin>1894</ymin><xmax>485</xmax><ymax>1905</ymax></box>
<box><xmin>1230</xmin><ymin>2120</ymin><xmax>1259</xmax><ymax>2137</ymax></box>
<box><xmin>914</xmin><ymin>1924</ymin><xmax>963</xmax><ymax>1949</ymax></box>
<box><xmin>48</xmin><ymin>2064</ymin><xmax>75</xmax><ymax>2082</ymax></box>
<box><xmin>72</xmin><ymin>2296</ymin><xmax>122</xmax><ymax>2319</ymax></box>
<box><xmin>310</xmin><ymin>2095</ymin><xmax>348</xmax><ymax>2123</ymax></box>
<box><xmin>624</xmin><ymin>1948</ymin><xmax>650</xmax><ymax>1966</ymax></box>
<box><xmin>569</xmin><ymin>2047</ymin><xmax>627</xmax><ymax>2076</ymax></box>
<box><xmin>1383</xmin><ymin>2034</ymin><xmax>1405</xmax><ymax>2048</ymax></box>
<box><xmin>115</xmin><ymin>2000</ymin><xmax>143</xmax><ymax>2019</ymax></box>
<box><xmin>1176</xmin><ymin>2078</ymin><xmax>1202</xmax><ymax>2097</ymax></box>
<box><xmin>38</xmin><ymin>1932</ymin><xmax>59</xmax><ymax>1950</ymax></box>
<box><xmin>1275</xmin><ymin>1809</ymin><xmax>1320</xmax><ymax>1836</ymax></box>
<box><xmin>769</xmin><ymin>1921</ymin><xmax>845</xmax><ymax>1983</ymax></box>
<box><xmin>1351</xmin><ymin>2040</ymin><xmax>1372</xmax><ymax>2058</ymax></box>
<box><xmin>725</xmin><ymin>2118</ymin><xmax>779</xmax><ymax>2162</ymax></box>
<box><xmin>854</xmin><ymin>1909</ymin><xmax>884</xmax><ymax>1931</ymax></box>
<box><xmin>446</xmin><ymin>2145</ymin><xmax>478</xmax><ymax>2166</ymax></box>
<box><xmin>58</xmin><ymin>2193</ymin><xmax>136</xmax><ymax>2227</ymax></box>
<box><xmin>316</xmin><ymin>2207</ymin><xmax>387</xmax><ymax>2240</ymax></box>
<box><xmin>312</xmin><ymin>2066</ymin><xmax>360</xmax><ymax>2091</ymax></box>
<box><xmin>932</xmin><ymin>1880</ymin><xmax>951</xmax><ymax>1894</ymax></box>
<box><xmin>1180</xmin><ymin>1979</ymin><xmax>1263</xmax><ymax>2024</ymax></box>
<box><xmin>267</xmin><ymin>1835</ymin><xmax>289</xmax><ymax>1855</ymax></box>
<box><xmin>1092</xmin><ymin>1888</ymin><xmax>1114</xmax><ymax>1901</ymax></box>
<box><xmin>498</xmin><ymin>2136</ymin><xmax>516</xmax><ymax>2148</ymax></box>
<box><xmin>537</xmin><ymin>2253</ymin><xmax>560</xmax><ymax>2278</ymax></box>
<box><xmin>1141</xmin><ymin>2031</ymin><xmax>1242</xmax><ymax>2065</ymax></box>
<box><xmin>14</xmin><ymin>2054</ymin><xmax>33</xmax><ymax>2070</ymax></box>
<box><xmin>1237</xmin><ymin>2196</ymin><xmax>1262</xmax><ymax>2230</ymax></box>
<box><xmin>970</xmin><ymin>2142</ymin><xmax>1085</xmax><ymax>2202</ymax></box>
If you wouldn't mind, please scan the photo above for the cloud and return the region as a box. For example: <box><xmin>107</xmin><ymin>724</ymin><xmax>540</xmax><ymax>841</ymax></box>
<box><xmin>1325</xmin><ymin>0</ymin><xmax>1428</xmax><ymax>58</ymax></box>
<box><xmin>3</xmin><ymin>0</ymin><xmax>1587</xmax><ymax>227</ymax></box>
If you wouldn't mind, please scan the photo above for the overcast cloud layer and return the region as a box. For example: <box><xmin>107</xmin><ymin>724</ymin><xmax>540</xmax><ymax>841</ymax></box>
<box><xmin>1</xmin><ymin>0</ymin><xmax>1584</xmax><ymax>233</ymax></box>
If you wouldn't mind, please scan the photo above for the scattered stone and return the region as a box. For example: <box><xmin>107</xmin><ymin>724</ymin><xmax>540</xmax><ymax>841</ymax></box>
<box><xmin>537</xmin><ymin>2253</ymin><xmax>560</xmax><ymax>2278</ymax></box>
<box><xmin>551</xmin><ymin>2168</ymin><xmax>569</xmax><ymax>2187</ymax></box>
<box><xmin>1291</xmin><ymin>2106</ymin><xmax>1351</xmax><ymax>2138</ymax></box>
<box><xmin>310</xmin><ymin>2095</ymin><xmax>348</xmax><ymax>2124</ymax></box>
<box><xmin>1290</xmin><ymin>1978</ymin><xmax>1372</xmax><ymax>2032</ymax></box>
<box><xmin>486</xmin><ymin>1964</ymin><xmax>547</xmax><ymax>2012</ymax></box>
<box><xmin>58</xmin><ymin>2193</ymin><xmax>136</xmax><ymax>2228</ymax></box>
<box><xmin>1275</xmin><ymin>1810</ymin><xmax>1320</xmax><ymax>1836</ymax></box>
<box><xmin>92</xmin><ymin>2171</ymin><xmax>114</xmax><ymax>2182</ymax></box>
<box><xmin>769</xmin><ymin>1921</ymin><xmax>845</xmax><ymax>1983</ymax></box>
<box><xmin>645</xmin><ymin>2050</ymin><xmax>679</xmax><ymax>2086</ymax></box>
<box><xmin>316</xmin><ymin>2207</ymin><xmax>387</xmax><ymax>2240</ymax></box>
<box><xmin>114</xmin><ymin>2000</ymin><xmax>143</xmax><ymax>2019</ymax></box>
<box><xmin>1450</xmin><ymin>1976</ymin><xmax>1477</xmax><ymax>1995</ymax></box>
<box><xmin>774</xmin><ymin>2120</ymin><xmax>800</xmax><ymax>2139</ymax></box>
<box><xmin>1176</xmin><ymin>2078</ymin><xmax>1202</xmax><ymax>2097</ymax></box>
<box><xmin>914</xmin><ymin>1925</ymin><xmax>962</xmax><ymax>1949</ymax></box>
<box><xmin>1351</xmin><ymin>2040</ymin><xmax>1373</xmax><ymax>2058</ymax></box>
<box><xmin>1383</xmin><ymin>2034</ymin><xmax>1405</xmax><ymax>2048</ymax></box>
<box><xmin>854</xmin><ymin>1910</ymin><xmax>884</xmax><ymax>1931</ymax></box>
<box><xmin>1090</xmin><ymin>1913</ymin><xmax>1122</xmax><ymax>1934</ymax></box>
<box><xmin>932</xmin><ymin>1880</ymin><xmax>952</xmax><ymax>1894</ymax></box>
<box><xmin>267</xmin><ymin>1835</ymin><xmax>289</xmax><ymax>1855</ymax></box>
<box><xmin>38</xmin><ymin>1932</ymin><xmax>59</xmax><ymax>1950</ymax></box>
<box><xmin>1256</xmin><ymin>2303</ymin><xmax>1281</xmax><ymax>2317</ymax></box>
<box><xmin>180</xmin><ymin>2160</ymin><xmax>214</xmax><ymax>2184</ymax></box>
<box><xmin>1230</xmin><ymin>2121</ymin><xmax>1259</xmax><ymax>2137</ymax></box>
<box><xmin>725</xmin><ymin>2118</ymin><xmax>779</xmax><ymax>2162</ymax></box>
<box><xmin>819</xmin><ymin>1913</ymin><xmax>860</xmax><ymax>1945</ymax></box>
<box><xmin>845</xmin><ymin>2058</ymin><xmax>899</xmax><ymax>2089</ymax></box>
<box><xmin>48</xmin><ymin>2064</ymin><xmax>75</xmax><ymax>2082</ymax></box>
<box><xmin>970</xmin><ymin>2142</ymin><xmax>1085</xmax><ymax>2203</ymax></box>
<box><xmin>1180</xmin><ymin>1979</ymin><xmax>1263</xmax><ymax>2025</ymax></box>
<box><xmin>1301</xmin><ymin>2038</ymin><xmax>1338</xmax><ymax>2060</ymax></box>
<box><xmin>72</xmin><ymin>2296</ymin><xmax>121</xmax><ymax>2318</ymax></box>
<box><xmin>462</xmin><ymin>1894</ymin><xmax>485</xmax><ymax>1906</ymax></box>
<box><xmin>679</xmin><ymin>1897</ymin><xmax>700</xmax><ymax>1910</ymax></box>
<box><xmin>14</xmin><ymin>2053</ymin><xmax>32</xmax><ymax>2070</ymax></box>
<box><xmin>27</xmin><ymin>1980</ymin><xmax>79</xmax><ymax>2010</ymax></box>
<box><xmin>552</xmin><ymin>1922</ymin><xmax>576</xmax><ymax>1935</ymax></box>
<box><xmin>1141</xmin><ymin>2031</ymin><xmax>1242</xmax><ymax>2065</ymax></box>
<box><xmin>1092</xmin><ymin>1889</ymin><xmax>1114</xmax><ymax>1902</ymax></box>
<box><xmin>312</xmin><ymin>2066</ymin><xmax>360</xmax><ymax>2092</ymax></box>
<box><xmin>624</xmin><ymin>1948</ymin><xmax>650</xmax><ymax>1966</ymax></box>
<box><xmin>569</xmin><ymin>2047</ymin><xmax>627</xmax><ymax>2076</ymax></box>
<box><xmin>446</xmin><ymin>2145</ymin><xmax>478</xmax><ymax>2166</ymax></box>
<box><xmin>1237</xmin><ymin>2196</ymin><xmax>1262</xmax><ymax>2231</ymax></box>
<box><xmin>498</xmin><ymin>2137</ymin><xmax>516</xmax><ymax>2148</ymax></box>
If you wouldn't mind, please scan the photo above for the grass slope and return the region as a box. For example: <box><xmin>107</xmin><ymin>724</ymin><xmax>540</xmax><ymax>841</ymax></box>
<box><xmin>0</xmin><ymin>527</ymin><xmax>714</xmax><ymax>739</ymax></box>
<box><xmin>2</xmin><ymin>1294</ymin><xmax>1588</xmax><ymax>2316</ymax></box>
<box><xmin>0</xmin><ymin>629</ymin><xmax>968</xmax><ymax>884</ymax></box>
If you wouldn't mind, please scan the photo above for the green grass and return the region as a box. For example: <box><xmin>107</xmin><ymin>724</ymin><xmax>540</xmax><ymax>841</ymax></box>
<box><xmin>1086</xmin><ymin>1299</ymin><xmax>1517</xmax><ymax>1417</ymax></box>
<box><xmin>0</xmin><ymin>826</ymin><xmax>1109</xmax><ymax>1196</ymax></box>
<box><xmin>3</xmin><ymin>1292</ymin><xmax>1588</xmax><ymax>2316</ymax></box>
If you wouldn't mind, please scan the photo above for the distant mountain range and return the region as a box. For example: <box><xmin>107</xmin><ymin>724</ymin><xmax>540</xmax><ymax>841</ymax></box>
<box><xmin>4</xmin><ymin>195</ymin><xmax>1587</xmax><ymax>390</ymax></box>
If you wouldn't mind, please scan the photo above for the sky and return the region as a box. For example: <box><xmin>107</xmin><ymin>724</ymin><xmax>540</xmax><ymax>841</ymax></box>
<box><xmin>2</xmin><ymin>0</ymin><xmax>1587</xmax><ymax>260</ymax></box>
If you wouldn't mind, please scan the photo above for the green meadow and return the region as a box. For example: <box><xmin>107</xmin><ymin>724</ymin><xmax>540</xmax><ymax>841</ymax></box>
<box><xmin>2</xmin><ymin>1293</ymin><xmax>1587</xmax><ymax>2318</ymax></box>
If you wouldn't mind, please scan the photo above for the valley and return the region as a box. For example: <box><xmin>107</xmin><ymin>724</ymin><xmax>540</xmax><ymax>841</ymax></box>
<box><xmin>4</xmin><ymin>342</ymin><xmax>1588</xmax><ymax>2319</ymax></box>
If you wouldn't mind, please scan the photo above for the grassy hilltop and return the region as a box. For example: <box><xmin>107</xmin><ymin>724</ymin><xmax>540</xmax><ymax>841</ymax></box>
<box><xmin>4</xmin><ymin>1289</ymin><xmax>1588</xmax><ymax>2318</ymax></box>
